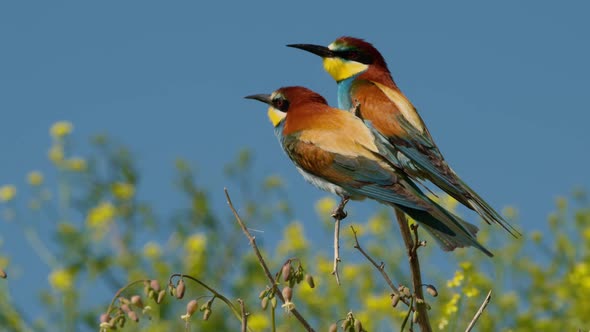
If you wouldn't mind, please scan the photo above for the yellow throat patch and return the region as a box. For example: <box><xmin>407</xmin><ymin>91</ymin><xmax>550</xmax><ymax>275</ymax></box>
<box><xmin>322</xmin><ymin>57</ymin><xmax>368</xmax><ymax>82</ymax></box>
<box><xmin>267</xmin><ymin>107</ymin><xmax>286</xmax><ymax>127</ymax></box>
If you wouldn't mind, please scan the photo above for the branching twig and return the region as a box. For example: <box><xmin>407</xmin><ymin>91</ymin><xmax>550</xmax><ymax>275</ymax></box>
<box><xmin>394</xmin><ymin>209</ymin><xmax>432</xmax><ymax>332</ymax></box>
<box><xmin>465</xmin><ymin>290</ymin><xmax>492</xmax><ymax>332</ymax></box>
<box><xmin>224</xmin><ymin>188</ymin><xmax>316</xmax><ymax>332</ymax></box>
<box><xmin>350</xmin><ymin>226</ymin><xmax>409</xmax><ymax>306</ymax></box>
<box><xmin>105</xmin><ymin>279</ymin><xmax>150</xmax><ymax>317</ymax></box>
<box><xmin>238</xmin><ymin>299</ymin><xmax>247</xmax><ymax>332</ymax></box>
<box><xmin>331</xmin><ymin>197</ymin><xmax>349</xmax><ymax>285</ymax></box>
<box><xmin>400</xmin><ymin>295</ymin><xmax>414</xmax><ymax>332</ymax></box>
<box><xmin>169</xmin><ymin>273</ymin><xmax>249</xmax><ymax>330</ymax></box>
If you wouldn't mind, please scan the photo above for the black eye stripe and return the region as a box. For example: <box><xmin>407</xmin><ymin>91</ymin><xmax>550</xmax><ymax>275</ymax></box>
<box><xmin>337</xmin><ymin>50</ymin><xmax>372</xmax><ymax>64</ymax></box>
<box><xmin>272</xmin><ymin>98</ymin><xmax>290</xmax><ymax>112</ymax></box>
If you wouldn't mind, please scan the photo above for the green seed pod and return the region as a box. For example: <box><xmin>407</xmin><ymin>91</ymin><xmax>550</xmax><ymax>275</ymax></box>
<box><xmin>261</xmin><ymin>297</ymin><xmax>269</xmax><ymax>310</ymax></box>
<box><xmin>99</xmin><ymin>313</ymin><xmax>110</xmax><ymax>324</ymax></box>
<box><xmin>305</xmin><ymin>274</ymin><xmax>315</xmax><ymax>288</ymax></box>
<box><xmin>156</xmin><ymin>290</ymin><xmax>166</xmax><ymax>304</ymax></box>
<box><xmin>426</xmin><ymin>284</ymin><xmax>438</xmax><ymax>297</ymax></box>
<box><xmin>203</xmin><ymin>308</ymin><xmax>212</xmax><ymax>321</ymax></box>
<box><xmin>176</xmin><ymin>279</ymin><xmax>185</xmax><ymax>299</ymax></box>
<box><xmin>131</xmin><ymin>295</ymin><xmax>143</xmax><ymax>308</ymax></box>
<box><xmin>282</xmin><ymin>286</ymin><xmax>293</xmax><ymax>302</ymax></box>
<box><xmin>354</xmin><ymin>319</ymin><xmax>362</xmax><ymax>332</ymax></box>
<box><xmin>282</xmin><ymin>262</ymin><xmax>292</xmax><ymax>282</ymax></box>
<box><xmin>150</xmin><ymin>280</ymin><xmax>161</xmax><ymax>293</ymax></box>
<box><xmin>127</xmin><ymin>310</ymin><xmax>139</xmax><ymax>323</ymax></box>
<box><xmin>341</xmin><ymin>318</ymin><xmax>351</xmax><ymax>330</ymax></box>
<box><xmin>328</xmin><ymin>323</ymin><xmax>338</xmax><ymax>332</ymax></box>
<box><xmin>258</xmin><ymin>289</ymin><xmax>267</xmax><ymax>299</ymax></box>
<box><xmin>271</xmin><ymin>296</ymin><xmax>277</xmax><ymax>309</ymax></box>
<box><xmin>120</xmin><ymin>304</ymin><xmax>131</xmax><ymax>314</ymax></box>
<box><xmin>401</xmin><ymin>286</ymin><xmax>411</xmax><ymax>298</ymax></box>
<box><xmin>391</xmin><ymin>294</ymin><xmax>400</xmax><ymax>308</ymax></box>
<box><xmin>187</xmin><ymin>300</ymin><xmax>198</xmax><ymax>316</ymax></box>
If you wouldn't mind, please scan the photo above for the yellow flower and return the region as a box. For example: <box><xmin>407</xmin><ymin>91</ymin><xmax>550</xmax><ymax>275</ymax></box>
<box><xmin>50</xmin><ymin>121</ymin><xmax>73</xmax><ymax>139</ymax></box>
<box><xmin>317</xmin><ymin>256</ymin><xmax>333</xmax><ymax>275</ymax></box>
<box><xmin>111</xmin><ymin>182</ymin><xmax>135</xmax><ymax>200</ymax></box>
<box><xmin>315</xmin><ymin>196</ymin><xmax>336</xmax><ymax>216</ymax></box>
<box><xmin>48</xmin><ymin>144</ymin><xmax>64</xmax><ymax>164</ymax></box>
<box><xmin>459</xmin><ymin>261</ymin><xmax>472</xmax><ymax>271</ymax></box>
<box><xmin>568</xmin><ymin>263</ymin><xmax>590</xmax><ymax>291</ymax></box>
<box><xmin>443</xmin><ymin>293</ymin><xmax>461</xmax><ymax>315</ymax></box>
<box><xmin>343</xmin><ymin>264</ymin><xmax>361</xmax><ymax>280</ymax></box>
<box><xmin>49</xmin><ymin>268</ymin><xmax>74</xmax><ymax>292</ymax></box>
<box><xmin>438</xmin><ymin>318</ymin><xmax>449</xmax><ymax>330</ymax></box>
<box><xmin>368</xmin><ymin>214</ymin><xmax>387</xmax><ymax>234</ymax></box>
<box><xmin>0</xmin><ymin>185</ymin><xmax>16</xmax><ymax>202</ymax></box>
<box><xmin>27</xmin><ymin>171</ymin><xmax>44</xmax><ymax>186</ymax></box>
<box><xmin>86</xmin><ymin>201</ymin><xmax>116</xmax><ymax>228</ymax></box>
<box><xmin>247</xmin><ymin>312</ymin><xmax>270</xmax><ymax>330</ymax></box>
<box><xmin>464</xmin><ymin>287</ymin><xmax>479</xmax><ymax>298</ymax></box>
<box><xmin>185</xmin><ymin>233</ymin><xmax>207</xmax><ymax>254</ymax></box>
<box><xmin>446</xmin><ymin>270</ymin><xmax>464</xmax><ymax>288</ymax></box>
<box><xmin>530</xmin><ymin>231</ymin><xmax>543</xmax><ymax>243</ymax></box>
<box><xmin>502</xmin><ymin>206</ymin><xmax>518</xmax><ymax>219</ymax></box>
<box><xmin>143</xmin><ymin>242</ymin><xmax>162</xmax><ymax>260</ymax></box>
<box><xmin>278</xmin><ymin>222</ymin><xmax>308</xmax><ymax>254</ymax></box>
<box><xmin>65</xmin><ymin>157</ymin><xmax>87</xmax><ymax>172</ymax></box>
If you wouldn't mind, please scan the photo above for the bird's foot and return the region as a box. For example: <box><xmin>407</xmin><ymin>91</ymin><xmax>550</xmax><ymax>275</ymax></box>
<box><xmin>331</xmin><ymin>197</ymin><xmax>350</xmax><ymax>220</ymax></box>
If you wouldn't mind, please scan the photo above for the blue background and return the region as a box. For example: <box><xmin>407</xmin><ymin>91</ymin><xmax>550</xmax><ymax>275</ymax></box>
<box><xmin>1</xmin><ymin>0</ymin><xmax>588</xmax><ymax>325</ymax></box>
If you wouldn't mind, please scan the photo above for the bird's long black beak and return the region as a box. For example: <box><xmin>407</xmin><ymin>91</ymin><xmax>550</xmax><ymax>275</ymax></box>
<box><xmin>287</xmin><ymin>44</ymin><xmax>334</xmax><ymax>58</ymax></box>
<box><xmin>244</xmin><ymin>93</ymin><xmax>272</xmax><ymax>105</ymax></box>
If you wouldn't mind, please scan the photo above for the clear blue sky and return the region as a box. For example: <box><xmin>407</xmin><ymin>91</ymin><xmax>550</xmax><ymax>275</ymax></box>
<box><xmin>1</xmin><ymin>0</ymin><xmax>589</xmax><ymax>326</ymax></box>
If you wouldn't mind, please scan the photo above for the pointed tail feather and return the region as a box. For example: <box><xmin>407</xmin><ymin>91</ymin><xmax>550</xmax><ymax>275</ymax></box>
<box><xmin>396</xmin><ymin>206</ymin><xmax>494</xmax><ymax>257</ymax></box>
<box><xmin>456</xmin><ymin>177</ymin><xmax>522</xmax><ymax>238</ymax></box>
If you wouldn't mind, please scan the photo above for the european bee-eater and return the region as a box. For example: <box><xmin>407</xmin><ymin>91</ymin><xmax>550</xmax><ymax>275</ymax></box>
<box><xmin>246</xmin><ymin>86</ymin><xmax>493</xmax><ymax>256</ymax></box>
<box><xmin>288</xmin><ymin>37</ymin><xmax>519</xmax><ymax>237</ymax></box>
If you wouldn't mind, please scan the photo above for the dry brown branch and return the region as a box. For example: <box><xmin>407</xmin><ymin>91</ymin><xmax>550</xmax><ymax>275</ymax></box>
<box><xmin>331</xmin><ymin>197</ymin><xmax>349</xmax><ymax>285</ymax></box>
<box><xmin>350</xmin><ymin>226</ymin><xmax>409</xmax><ymax>306</ymax></box>
<box><xmin>465</xmin><ymin>290</ymin><xmax>492</xmax><ymax>332</ymax></box>
<box><xmin>224</xmin><ymin>188</ymin><xmax>316</xmax><ymax>332</ymax></box>
<box><xmin>394</xmin><ymin>209</ymin><xmax>432</xmax><ymax>332</ymax></box>
<box><xmin>238</xmin><ymin>299</ymin><xmax>247</xmax><ymax>332</ymax></box>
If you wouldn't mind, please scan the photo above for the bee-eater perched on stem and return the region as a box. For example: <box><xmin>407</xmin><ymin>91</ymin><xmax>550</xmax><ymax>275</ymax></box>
<box><xmin>246</xmin><ymin>86</ymin><xmax>493</xmax><ymax>256</ymax></box>
<box><xmin>288</xmin><ymin>37</ymin><xmax>519</xmax><ymax>237</ymax></box>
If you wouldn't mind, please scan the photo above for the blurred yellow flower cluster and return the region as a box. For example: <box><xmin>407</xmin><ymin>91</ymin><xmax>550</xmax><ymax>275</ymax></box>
<box><xmin>315</xmin><ymin>196</ymin><xmax>336</xmax><ymax>216</ymax></box>
<box><xmin>446</xmin><ymin>270</ymin><xmax>464</xmax><ymax>288</ymax></box>
<box><xmin>64</xmin><ymin>157</ymin><xmax>87</xmax><ymax>172</ymax></box>
<box><xmin>143</xmin><ymin>241</ymin><xmax>162</xmax><ymax>260</ymax></box>
<box><xmin>87</xmin><ymin>201</ymin><xmax>116</xmax><ymax>229</ymax></box>
<box><xmin>111</xmin><ymin>182</ymin><xmax>135</xmax><ymax>200</ymax></box>
<box><xmin>247</xmin><ymin>312</ymin><xmax>270</xmax><ymax>330</ymax></box>
<box><xmin>50</xmin><ymin>121</ymin><xmax>73</xmax><ymax>139</ymax></box>
<box><xmin>49</xmin><ymin>268</ymin><xmax>74</xmax><ymax>292</ymax></box>
<box><xmin>568</xmin><ymin>262</ymin><xmax>590</xmax><ymax>292</ymax></box>
<box><xmin>185</xmin><ymin>233</ymin><xmax>207</xmax><ymax>254</ymax></box>
<box><xmin>278</xmin><ymin>222</ymin><xmax>308</xmax><ymax>255</ymax></box>
<box><xmin>27</xmin><ymin>171</ymin><xmax>44</xmax><ymax>186</ymax></box>
<box><xmin>184</xmin><ymin>233</ymin><xmax>207</xmax><ymax>272</ymax></box>
<box><xmin>0</xmin><ymin>185</ymin><xmax>16</xmax><ymax>202</ymax></box>
<box><xmin>47</xmin><ymin>121</ymin><xmax>88</xmax><ymax>172</ymax></box>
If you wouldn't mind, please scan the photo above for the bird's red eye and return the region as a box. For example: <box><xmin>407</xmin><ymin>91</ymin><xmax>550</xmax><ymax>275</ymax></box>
<box><xmin>275</xmin><ymin>100</ymin><xmax>284</xmax><ymax>108</ymax></box>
